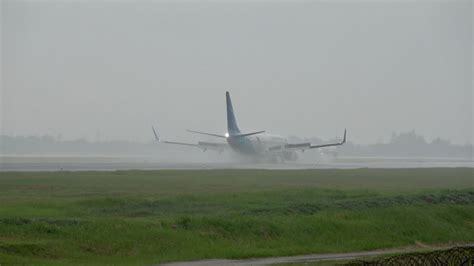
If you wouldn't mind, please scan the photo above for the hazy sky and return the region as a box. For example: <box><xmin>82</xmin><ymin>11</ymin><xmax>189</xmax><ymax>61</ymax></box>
<box><xmin>1</xmin><ymin>0</ymin><xmax>472</xmax><ymax>144</ymax></box>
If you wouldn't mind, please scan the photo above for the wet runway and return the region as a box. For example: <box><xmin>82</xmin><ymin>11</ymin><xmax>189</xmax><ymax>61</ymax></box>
<box><xmin>1</xmin><ymin>156</ymin><xmax>472</xmax><ymax>171</ymax></box>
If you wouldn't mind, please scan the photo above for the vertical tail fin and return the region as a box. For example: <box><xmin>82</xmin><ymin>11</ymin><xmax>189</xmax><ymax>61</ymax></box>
<box><xmin>226</xmin><ymin>91</ymin><xmax>241</xmax><ymax>134</ymax></box>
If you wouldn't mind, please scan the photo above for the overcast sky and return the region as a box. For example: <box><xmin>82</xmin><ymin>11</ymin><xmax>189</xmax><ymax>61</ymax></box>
<box><xmin>1</xmin><ymin>0</ymin><xmax>472</xmax><ymax>144</ymax></box>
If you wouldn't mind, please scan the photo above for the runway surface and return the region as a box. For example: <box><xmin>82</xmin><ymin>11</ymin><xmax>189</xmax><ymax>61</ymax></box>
<box><xmin>0</xmin><ymin>156</ymin><xmax>472</xmax><ymax>171</ymax></box>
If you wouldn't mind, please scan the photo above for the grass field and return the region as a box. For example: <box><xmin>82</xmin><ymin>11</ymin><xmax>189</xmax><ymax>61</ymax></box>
<box><xmin>0</xmin><ymin>168</ymin><xmax>473</xmax><ymax>265</ymax></box>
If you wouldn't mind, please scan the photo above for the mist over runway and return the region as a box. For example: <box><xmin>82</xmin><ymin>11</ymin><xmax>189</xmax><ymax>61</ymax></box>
<box><xmin>1</xmin><ymin>156</ymin><xmax>472</xmax><ymax>171</ymax></box>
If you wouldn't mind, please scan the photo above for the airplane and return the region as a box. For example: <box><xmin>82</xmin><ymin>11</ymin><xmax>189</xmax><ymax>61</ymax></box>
<box><xmin>152</xmin><ymin>91</ymin><xmax>346</xmax><ymax>162</ymax></box>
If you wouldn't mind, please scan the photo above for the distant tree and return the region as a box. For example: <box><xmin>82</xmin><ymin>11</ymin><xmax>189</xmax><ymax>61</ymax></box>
<box><xmin>431</xmin><ymin>137</ymin><xmax>450</xmax><ymax>146</ymax></box>
<box><xmin>390</xmin><ymin>130</ymin><xmax>427</xmax><ymax>146</ymax></box>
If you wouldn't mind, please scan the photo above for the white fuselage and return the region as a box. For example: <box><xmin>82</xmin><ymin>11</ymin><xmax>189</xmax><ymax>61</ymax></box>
<box><xmin>226</xmin><ymin>133</ymin><xmax>298</xmax><ymax>161</ymax></box>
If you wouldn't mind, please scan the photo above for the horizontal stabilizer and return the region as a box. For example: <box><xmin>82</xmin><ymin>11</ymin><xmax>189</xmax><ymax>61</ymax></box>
<box><xmin>187</xmin><ymin>129</ymin><xmax>265</xmax><ymax>138</ymax></box>
<box><xmin>233</xmin><ymin>130</ymin><xmax>265</xmax><ymax>138</ymax></box>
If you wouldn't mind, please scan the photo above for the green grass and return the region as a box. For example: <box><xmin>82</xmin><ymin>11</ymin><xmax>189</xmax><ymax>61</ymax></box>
<box><xmin>0</xmin><ymin>168</ymin><xmax>473</xmax><ymax>265</ymax></box>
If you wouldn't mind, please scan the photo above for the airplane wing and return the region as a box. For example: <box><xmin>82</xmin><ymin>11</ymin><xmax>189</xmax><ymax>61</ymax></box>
<box><xmin>164</xmin><ymin>141</ymin><xmax>228</xmax><ymax>152</ymax></box>
<box><xmin>268</xmin><ymin>129</ymin><xmax>347</xmax><ymax>152</ymax></box>
<box><xmin>153</xmin><ymin>127</ymin><xmax>228</xmax><ymax>152</ymax></box>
